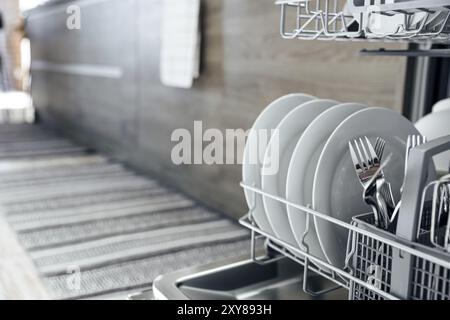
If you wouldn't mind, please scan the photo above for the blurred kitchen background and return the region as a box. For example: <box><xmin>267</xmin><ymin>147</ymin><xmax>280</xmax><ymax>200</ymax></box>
<box><xmin>0</xmin><ymin>0</ymin><xmax>422</xmax><ymax>299</ymax></box>
<box><xmin>0</xmin><ymin>0</ymin><xmax>33</xmax><ymax>123</ymax></box>
<box><xmin>12</xmin><ymin>0</ymin><xmax>407</xmax><ymax>218</ymax></box>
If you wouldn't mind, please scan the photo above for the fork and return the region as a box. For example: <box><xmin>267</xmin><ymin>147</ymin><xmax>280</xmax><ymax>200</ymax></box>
<box><xmin>374</xmin><ymin>137</ymin><xmax>396</xmax><ymax>224</ymax></box>
<box><xmin>402</xmin><ymin>135</ymin><xmax>427</xmax><ymax>192</ymax></box>
<box><xmin>350</xmin><ymin>137</ymin><xmax>394</xmax><ymax>229</ymax></box>
<box><xmin>349</xmin><ymin>137</ymin><xmax>382</xmax><ymax>183</ymax></box>
<box><xmin>374</xmin><ymin>137</ymin><xmax>386</xmax><ymax>162</ymax></box>
<box><xmin>390</xmin><ymin>135</ymin><xmax>428</xmax><ymax>225</ymax></box>
<box><xmin>349</xmin><ymin>137</ymin><xmax>385</xmax><ymax>227</ymax></box>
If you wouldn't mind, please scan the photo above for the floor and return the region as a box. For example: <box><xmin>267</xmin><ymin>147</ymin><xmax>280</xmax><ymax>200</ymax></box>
<box><xmin>0</xmin><ymin>124</ymin><xmax>250</xmax><ymax>300</ymax></box>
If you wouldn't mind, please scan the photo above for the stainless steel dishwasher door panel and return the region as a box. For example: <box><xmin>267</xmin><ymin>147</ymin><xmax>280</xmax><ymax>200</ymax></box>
<box><xmin>151</xmin><ymin>257</ymin><xmax>348</xmax><ymax>300</ymax></box>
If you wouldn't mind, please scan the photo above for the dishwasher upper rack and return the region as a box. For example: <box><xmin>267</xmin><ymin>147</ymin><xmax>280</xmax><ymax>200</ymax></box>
<box><xmin>277</xmin><ymin>0</ymin><xmax>450</xmax><ymax>42</ymax></box>
<box><xmin>239</xmin><ymin>182</ymin><xmax>450</xmax><ymax>300</ymax></box>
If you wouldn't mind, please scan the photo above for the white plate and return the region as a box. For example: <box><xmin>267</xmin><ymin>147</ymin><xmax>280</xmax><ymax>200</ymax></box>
<box><xmin>242</xmin><ymin>94</ymin><xmax>316</xmax><ymax>234</ymax></box>
<box><xmin>286</xmin><ymin>103</ymin><xmax>366</xmax><ymax>259</ymax></box>
<box><xmin>262</xmin><ymin>99</ymin><xmax>338</xmax><ymax>245</ymax></box>
<box><xmin>415</xmin><ymin>110</ymin><xmax>450</xmax><ymax>174</ymax></box>
<box><xmin>432</xmin><ymin>98</ymin><xmax>450</xmax><ymax>113</ymax></box>
<box><xmin>312</xmin><ymin>107</ymin><xmax>420</xmax><ymax>268</ymax></box>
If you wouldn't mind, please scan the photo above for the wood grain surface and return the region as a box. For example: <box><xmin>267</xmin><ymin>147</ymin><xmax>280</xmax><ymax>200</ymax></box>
<box><xmin>28</xmin><ymin>0</ymin><xmax>408</xmax><ymax>218</ymax></box>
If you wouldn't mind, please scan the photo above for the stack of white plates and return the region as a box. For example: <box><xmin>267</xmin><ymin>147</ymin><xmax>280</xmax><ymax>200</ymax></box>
<box><xmin>243</xmin><ymin>94</ymin><xmax>420</xmax><ymax>268</ymax></box>
<box><xmin>416</xmin><ymin>98</ymin><xmax>450</xmax><ymax>175</ymax></box>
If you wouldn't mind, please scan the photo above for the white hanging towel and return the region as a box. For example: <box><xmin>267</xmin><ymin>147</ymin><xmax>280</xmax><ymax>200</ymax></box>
<box><xmin>160</xmin><ymin>0</ymin><xmax>201</xmax><ymax>89</ymax></box>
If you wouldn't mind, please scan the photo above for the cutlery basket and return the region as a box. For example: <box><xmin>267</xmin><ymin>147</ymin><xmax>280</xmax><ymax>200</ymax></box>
<box><xmin>277</xmin><ymin>0</ymin><xmax>450</xmax><ymax>42</ymax></box>
<box><xmin>346</xmin><ymin>137</ymin><xmax>450</xmax><ymax>300</ymax></box>
<box><xmin>349</xmin><ymin>210</ymin><xmax>450</xmax><ymax>300</ymax></box>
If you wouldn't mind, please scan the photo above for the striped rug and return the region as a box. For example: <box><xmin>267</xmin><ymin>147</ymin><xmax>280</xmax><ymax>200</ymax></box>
<box><xmin>0</xmin><ymin>124</ymin><xmax>250</xmax><ymax>299</ymax></box>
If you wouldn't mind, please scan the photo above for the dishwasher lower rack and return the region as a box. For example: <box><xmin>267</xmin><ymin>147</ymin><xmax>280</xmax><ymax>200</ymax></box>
<box><xmin>240</xmin><ymin>182</ymin><xmax>450</xmax><ymax>300</ymax></box>
<box><xmin>277</xmin><ymin>0</ymin><xmax>450</xmax><ymax>42</ymax></box>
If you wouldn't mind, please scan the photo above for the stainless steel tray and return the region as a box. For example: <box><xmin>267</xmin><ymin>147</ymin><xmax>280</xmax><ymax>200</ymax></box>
<box><xmin>151</xmin><ymin>256</ymin><xmax>347</xmax><ymax>300</ymax></box>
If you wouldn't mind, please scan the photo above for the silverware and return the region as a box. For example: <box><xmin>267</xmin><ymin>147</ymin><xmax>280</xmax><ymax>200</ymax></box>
<box><xmin>390</xmin><ymin>136</ymin><xmax>450</xmax><ymax>300</ymax></box>
<box><xmin>349</xmin><ymin>137</ymin><xmax>385</xmax><ymax>228</ymax></box>
<box><xmin>425</xmin><ymin>176</ymin><xmax>450</xmax><ymax>299</ymax></box>
<box><xmin>374</xmin><ymin>137</ymin><xmax>396</xmax><ymax>226</ymax></box>
<box><xmin>430</xmin><ymin>176</ymin><xmax>450</xmax><ymax>250</ymax></box>
<box><xmin>403</xmin><ymin>135</ymin><xmax>428</xmax><ymax>192</ymax></box>
<box><xmin>443</xmin><ymin>178</ymin><xmax>450</xmax><ymax>246</ymax></box>
<box><xmin>378</xmin><ymin>179</ymin><xmax>396</xmax><ymax>224</ymax></box>
<box><xmin>391</xmin><ymin>135</ymin><xmax>428</xmax><ymax>225</ymax></box>
<box><xmin>374</xmin><ymin>137</ymin><xmax>386</xmax><ymax>162</ymax></box>
<box><xmin>350</xmin><ymin>137</ymin><xmax>396</xmax><ymax>230</ymax></box>
<box><xmin>369</xmin><ymin>137</ymin><xmax>393</xmax><ymax>229</ymax></box>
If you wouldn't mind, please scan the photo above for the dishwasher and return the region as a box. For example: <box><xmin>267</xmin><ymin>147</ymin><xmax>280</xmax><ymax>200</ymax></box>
<box><xmin>133</xmin><ymin>0</ymin><xmax>450</xmax><ymax>301</ymax></box>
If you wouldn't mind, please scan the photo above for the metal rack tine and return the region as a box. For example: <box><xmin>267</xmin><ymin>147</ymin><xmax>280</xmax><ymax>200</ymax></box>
<box><xmin>250</xmin><ymin>229</ymin><xmax>283</xmax><ymax>265</ymax></box>
<box><xmin>248</xmin><ymin>182</ymin><xmax>282</xmax><ymax>265</ymax></box>
<box><xmin>302</xmin><ymin>258</ymin><xmax>342</xmax><ymax>297</ymax></box>
<box><xmin>240</xmin><ymin>175</ymin><xmax>450</xmax><ymax>300</ymax></box>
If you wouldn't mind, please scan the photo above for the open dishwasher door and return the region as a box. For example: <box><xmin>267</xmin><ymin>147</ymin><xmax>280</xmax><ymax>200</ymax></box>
<box><xmin>147</xmin><ymin>257</ymin><xmax>347</xmax><ymax>300</ymax></box>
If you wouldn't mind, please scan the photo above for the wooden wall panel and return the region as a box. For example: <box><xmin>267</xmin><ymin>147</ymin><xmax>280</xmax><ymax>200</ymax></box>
<box><xmin>28</xmin><ymin>0</ymin><xmax>138</xmax><ymax>151</ymax></box>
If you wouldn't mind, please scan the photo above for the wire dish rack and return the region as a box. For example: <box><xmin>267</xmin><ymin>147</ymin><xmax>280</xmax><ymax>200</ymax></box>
<box><xmin>239</xmin><ymin>137</ymin><xmax>450</xmax><ymax>300</ymax></box>
<box><xmin>239</xmin><ymin>183</ymin><xmax>450</xmax><ymax>300</ymax></box>
<box><xmin>277</xmin><ymin>0</ymin><xmax>450</xmax><ymax>42</ymax></box>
